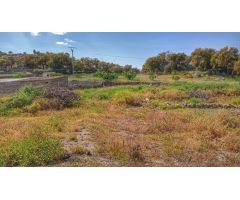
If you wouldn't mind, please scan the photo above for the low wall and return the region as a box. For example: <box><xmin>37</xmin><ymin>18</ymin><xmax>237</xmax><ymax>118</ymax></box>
<box><xmin>69</xmin><ymin>80</ymin><xmax>103</xmax><ymax>89</ymax></box>
<box><xmin>69</xmin><ymin>80</ymin><xmax>161</xmax><ymax>89</ymax></box>
<box><xmin>0</xmin><ymin>76</ymin><xmax>68</xmax><ymax>95</ymax></box>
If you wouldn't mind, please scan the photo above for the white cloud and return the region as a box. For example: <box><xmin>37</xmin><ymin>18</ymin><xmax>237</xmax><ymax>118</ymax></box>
<box><xmin>56</xmin><ymin>41</ymin><xmax>69</xmax><ymax>46</ymax></box>
<box><xmin>30</xmin><ymin>32</ymin><xmax>39</xmax><ymax>36</ymax></box>
<box><xmin>51</xmin><ymin>32</ymin><xmax>67</xmax><ymax>35</ymax></box>
<box><xmin>64</xmin><ymin>38</ymin><xmax>75</xmax><ymax>43</ymax></box>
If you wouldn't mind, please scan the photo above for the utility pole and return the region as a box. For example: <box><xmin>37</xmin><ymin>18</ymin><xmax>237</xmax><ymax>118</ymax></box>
<box><xmin>68</xmin><ymin>46</ymin><xmax>75</xmax><ymax>75</ymax></box>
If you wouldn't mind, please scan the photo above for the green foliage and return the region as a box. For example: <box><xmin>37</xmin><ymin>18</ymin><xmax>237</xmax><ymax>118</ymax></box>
<box><xmin>233</xmin><ymin>57</ymin><xmax>240</xmax><ymax>75</ymax></box>
<box><xmin>94</xmin><ymin>71</ymin><xmax>118</xmax><ymax>82</ymax></box>
<box><xmin>142</xmin><ymin>53</ymin><xmax>167</xmax><ymax>73</ymax></box>
<box><xmin>170</xmin><ymin>81</ymin><xmax>239</xmax><ymax>91</ymax></box>
<box><xmin>165</xmin><ymin>53</ymin><xmax>188</xmax><ymax>73</ymax></box>
<box><xmin>0</xmin><ymin>86</ymin><xmax>42</xmax><ymax>115</ymax></box>
<box><xmin>48</xmin><ymin>72</ymin><xmax>63</xmax><ymax>77</ymax></box>
<box><xmin>142</xmin><ymin>52</ymin><xmax>189</xmax><ymax>74</ymax></box>
<box><xmin>33</xmin><ymin>69</ymin><xmax>45</xmax><ymax>75</ymax></box>
<box><xmin>211</xmin><ymin>47</ymin><xmax>239</xmax><ymax>75</ymax></box>
<box><xmin>124</xmin><ymin>70</ymin><xmax>137</xmax><ymax>81</ymax></box>
<box><xmin>189</xmin><ymin>48</ymin><xmax>216</xmax><ymax>71</ymax></box>
<box><xmin>186</xmin><ymin>97</ymin><xmax>203</xmax><ymax>105</ymax></box>
<box><xmin>79</xmin><ymin>85</ymin><xmax>146</xmax><ymax>101</ymax></box>
<box><xmin>142</xmin><ymin>46</ymin><xmax>240</xmax><ymax>76</ymax></box>
<box><xmin>0</xmin><ymin>133</ymin><xmax>64</xmax><ymax>166</ymax></box>
<box><xmin>14</xmin><ymin>72</ymin><xmax>27</xmax><ymax>78</ymax></box>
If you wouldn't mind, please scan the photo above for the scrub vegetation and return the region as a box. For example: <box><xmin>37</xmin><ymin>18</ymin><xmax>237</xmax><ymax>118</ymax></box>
<box><xmin>0</xmin><ymin>73</ymin><xmax>240</xmax><ymax>166</ymax></box>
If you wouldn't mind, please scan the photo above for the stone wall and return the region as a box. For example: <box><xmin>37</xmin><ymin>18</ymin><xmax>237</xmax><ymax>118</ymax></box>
<box><xmin>0</xmin><ymin>76</ymin><xmax>68</xmax><ymax>95</ymax></box>
<box><xmin>69</xmin><ymin>80</ymin><xmax>103</xmax><ymax>89</ymax></box>
<box><xmin>69</xmin><ymin>80</ymin><xmax>161</xmax><ymax>89</ymax></box>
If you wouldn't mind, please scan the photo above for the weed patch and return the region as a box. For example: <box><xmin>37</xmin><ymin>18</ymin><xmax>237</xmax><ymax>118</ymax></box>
<box><xmin>0</xmin><ymin>132</ymin><xmax>64</xmax><ymax>166</ymax></box>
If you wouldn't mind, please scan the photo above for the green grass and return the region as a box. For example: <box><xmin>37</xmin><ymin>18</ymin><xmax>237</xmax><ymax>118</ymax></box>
<box><xmin>69</xmin><ymin>73</ymin><xmax>156</xmax><ymax>82</ymax></box>
<box><xmin>0</xmin><ymin>86</ymin><xmax>42</xmax><ymax>116</ymax></box>
<box><xmin>77</xmin><ymin>85</ymin><xmax>146</xmax><ymax>101</ymax></box>
<box><xmin>186</xmin><ymin>97</ymin><xmax>203</xmax><ymax>105</ymax></box>
<box><xmin>170</xmin><ymin>81</ymin><xmax>240</xmax><ymax>91</ymax></box>
<box><xmin>0</xmin><ymin>133</ymin><xmax>64</xmax><ymax>166</ymax></box>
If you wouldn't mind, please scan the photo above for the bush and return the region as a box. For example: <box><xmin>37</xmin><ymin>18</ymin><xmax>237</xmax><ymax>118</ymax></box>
<box><xmin>94</xmin><ymin>71</ymin><xmax>118</xmax><ymax>82</ymax></box>
<box><xmin>124</xmin><ymin>70</ymin><xmax>137</xmax><ymax>81</ymax></box>
<box><xmin>0</xmin><ymin>133</ymin><xmax>64</xmax><ymax>166</ymax></box>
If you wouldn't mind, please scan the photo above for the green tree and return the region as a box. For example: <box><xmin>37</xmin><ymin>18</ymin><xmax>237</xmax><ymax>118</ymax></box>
<box><xmin>124</xmin><ymin>70</ymin><xmax>137</xmax><ymax>80</ymax></box>
<box><xmin>165</xmin><ymin>52</ymin><xmax>188</xmax><ymax>73</ymax></box>
<box><xmin>95</xmin><ymin>71</ymin><xmax>118</xmax><ymax>82</ymax></box>
<box><xmin>47</xmin><ymin>53</ymin><xmax>72</xmax><ymax>73</ymax></box>
<box><xmin>142</xmin><ymin>53</ymin><xmax>167</xmax><ymax>73</ymax></box>
<box><xmin>211</xmin><ymin>47</ymin><xmax>239</xmax><ymax>75</ymax></box>
<box><xmin>233</xmin><ymin>57</ymin><xmax>240</xmax><ymax>75</ymax></box>
<box><xmin>189</xmin><ymin>48</ymin><xmax>216</xmax><ymax>71</ymax></box>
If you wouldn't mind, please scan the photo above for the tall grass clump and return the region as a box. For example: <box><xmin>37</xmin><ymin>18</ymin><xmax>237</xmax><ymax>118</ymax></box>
<box><xmin>0</xmin><ymin>86</ymin><xmax>42</xmax><ymax>116</ymax></box>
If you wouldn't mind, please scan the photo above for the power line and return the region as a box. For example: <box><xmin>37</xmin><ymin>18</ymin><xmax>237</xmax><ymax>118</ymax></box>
<box><xmin>92</xmin><ymin>53</ymin><xmax>146</xmax><ymax>60</ymax></box>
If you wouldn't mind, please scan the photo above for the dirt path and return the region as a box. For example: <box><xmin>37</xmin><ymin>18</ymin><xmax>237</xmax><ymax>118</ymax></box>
<box><xmin>53</xmin><ymin>129</ymin><xmax>119</xmax><ymax>167</ymax></box>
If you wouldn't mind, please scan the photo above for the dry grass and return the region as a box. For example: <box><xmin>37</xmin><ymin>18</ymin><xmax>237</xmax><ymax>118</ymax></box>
<box><xmin>0</xmin><ymin>74</ymin><xmax>240</xmax><ymax>166</ymax></box>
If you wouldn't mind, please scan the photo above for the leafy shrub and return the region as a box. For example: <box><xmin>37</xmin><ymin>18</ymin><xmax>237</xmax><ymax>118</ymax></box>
<box><xmin>0</xmin><ymin>133</ymin><xmax>64</xmax><ymax>166</ymax></box>
<box><xmin>124</xmin><ymin>70</ymin><xmax>137</xmax><ymax>81</ymax></box>
<box><xmin>94</xmin><ymin>71</ymin><xmax>118</xmax><ymax>82</ymax></box>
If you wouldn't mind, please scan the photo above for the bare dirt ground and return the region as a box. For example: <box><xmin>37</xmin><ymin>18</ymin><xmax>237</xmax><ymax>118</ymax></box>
<box><xmin>53</xmin><ymin>129</ymin><xmax>119</xmax><ymax>167</ymax></box>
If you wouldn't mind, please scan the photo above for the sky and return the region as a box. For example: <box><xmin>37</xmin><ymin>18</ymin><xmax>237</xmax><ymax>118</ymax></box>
<box><xmin>0</xmin><ymin>32</ymin><xmax>240</xmax><ymax>69</ymax></box>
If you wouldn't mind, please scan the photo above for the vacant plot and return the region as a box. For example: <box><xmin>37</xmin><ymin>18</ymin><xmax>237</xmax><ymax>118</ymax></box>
<box><xmin>0</xmin><ymin>74</ymin><xmax>240</xmax><ymax>166</ymax></box>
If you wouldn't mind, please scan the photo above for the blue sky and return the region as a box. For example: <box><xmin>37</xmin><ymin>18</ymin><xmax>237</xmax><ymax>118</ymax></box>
<box><xmin>0</xmin><ymin>32</ymin><xmax>239</xmax><ymax>68</ymax></box>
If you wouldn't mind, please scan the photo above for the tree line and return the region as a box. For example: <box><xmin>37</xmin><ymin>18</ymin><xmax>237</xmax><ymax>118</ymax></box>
<box><xmin>142</xmin><ymin>46</ymin><xmax>240</xmax><ymax>75</ymax></box>
<box><xmin>0</xmin><ymin>50</ymin><xmax>139</xmax><ymax>74</ymax></box>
